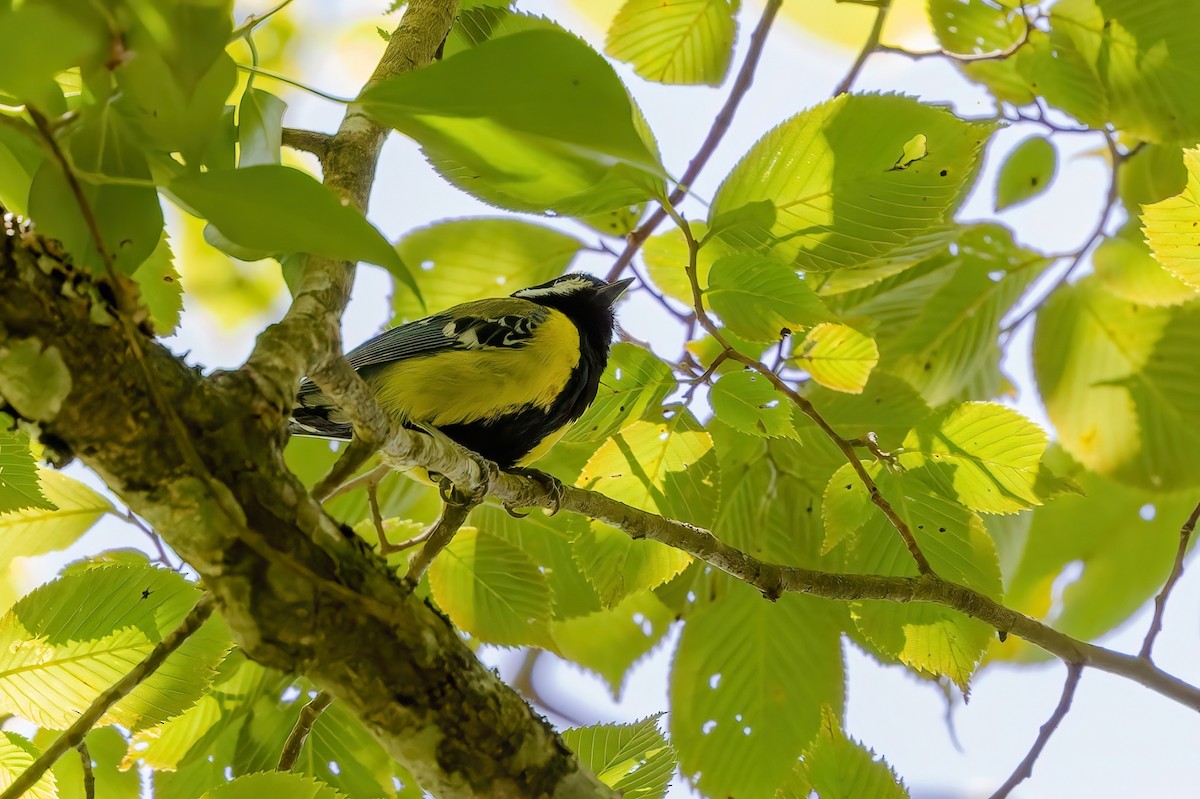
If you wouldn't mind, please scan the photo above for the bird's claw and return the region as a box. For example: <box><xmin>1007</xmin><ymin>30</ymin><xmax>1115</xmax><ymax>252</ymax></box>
<box><xmin>507</xmin><ymin>467</ymin><xmax>564</xmax><ymax>515</ymax></box>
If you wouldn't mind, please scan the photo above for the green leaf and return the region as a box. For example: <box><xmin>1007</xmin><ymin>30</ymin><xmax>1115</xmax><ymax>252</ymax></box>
<box><xmin>297</xmin><ymin>698</ymin><xmax>421</xmax><ymax>798</ymax></box>
<box><xmin>169</xmin><ymin>165</ymin><xmax>417</xmax><ymax>295</ymax></box>
<box><xmin>563</xmin><ymin>717</ymin><xmax>675</xmax><ymax>799</ymax></box>
<box><xmin>392</xmin><ymin>218</ymin><xmax>583</xmax><ymax>322</ymax></box>
<box><xmin>801</xmin><ymin>711</ymin><xmax>909</xmax><ymax>799</ymax></box>
<box><xmin>606</xmin><ymin>0</ymin><xmax>736</xmax><ymax>86</ymax></box>
<box><xmin>898</xmin><ymin>402</ymin><xmax>1048</xmax><ymax>515</ymax></box>
<box><xmin>1143</xmin><ymin>147</ymin><xmax>1200</xmax><ymax>290</ymax></box>
<box><xmin>822</xmin><ymin>462</ymin><xmax>874</xmax><ymax>554</ymax></box>
<box><xmin>1016</xmin><ymin>0</ymin><xmax>1200</xmax><ymax>144</ymax></box>
<box><xmin>43</xmin><ymin>727</ymin><xmax>139</xmax><ymax>799</ymax></box>
<box><xmin>469</xmin><ymin>503</ymin><xmax>600</xmax><ymax>619</ymax></box>
<box><xmin>0</xmin><ymin>429</ymin><xmax>54</xmax><ymax>514</ymax></box>
<box><xmin>551</xmin><ymin>590</ymin><xmax>674</xmax><ymax>696</ymax></box>
<box><xmin>0</xmin><ymin>4</ymin><xmax>99</xmax><ymax>105</ymax></box>
<box><xmin>1093</xmin><ymin>234</ymin><xmax>1199</xmax><ymax>308</ymax></box>
<box><xmin>929</xmin><ymin>0</ymin><xmax>1032</xmax><ymax>105</ymax></box>
<box><xmin>995</xmin><ymin>451</ymin><xmax>1200</xmax><ymax>661</ymax></box>
<box><xmin>133</xmin><ymin>233</ymin><xmax>184</xmax><ymax>335</ymax></box>
<box><xmin>0</xmin><ymin>338</ymin><xmax>71</xmax><ymax>422</ymax></box>
<box><xmin>805</xmin><ymin>372</ymin><xmax>930</xmax><ymax>450</ymax></box>
<box><xmin>846</xmin><ymin>467</ymin><xmax>1002</xmax><ymax>690</ymax></box>
<box><xmin>1034</xmin><ymin>277</ymin><xmax>1200</xmax><ymax>491</ymax></box>
<box><xmin>671</xmin><ymin>581</ymin><xmax>845</xmax><ymax>799</ymax></box>
<box><xmin>238</xmin><ymin>88</ymin><xmax>286</xmax><ymax>168</ymax></box>
<box><xmin>643</xmin><ymin>221</ymin><xmax>728</xmax><ymax>306</ymax></box>
<box><xmin>200</xmin><ymin>772</ymin><xmax>344</xmax><ymax>799</ymax></box>
<box><xmin>0</xmin><ymin>732</ymin><xmax>56</xmax><ymax>799</ymax></box>
<box><xmin>358</xmin><ymin>29</ymin><xmax>664</xmax><ymax>216</ymax></box>
<box><xmin>710</xmin><ymin>371</ymin><xmax>795</xmax><ymax>438</ymax></box>
<box><xmin>709</xmin><ymin>94</ymin><xmax>992</xmax><ymax>271</ymax></box>
<box><xmin>880</xmin><ymin>225</ymin><xmax>1049</xmax><ymax>405</ymax></box>
<box><xmin>707</xmin><ymin>255</ymin><xmax>831</xmax><ymax>342</ymax></box>
<box><xmin>113</xmin><ymin>2</ymin><xmax>237</xmax><ymax>167</ymax></box>
<box><xmin>0</xmin><ymin>115</ymin><xmax>46</xmax><ymax>216</ymax></box>
<box><xmin>427</xmin><ymin>528</ymin><xmax>554</xmax><ymax>647</ymax></box>
<box><xmin>28</xmin><ymin>106</ymin><xmax>163</xmax><ymax>274</ymax></box>
<box><xmin>566</xmin><ymin>344</ymin><xmax>676</xmax><ymax>443</ymax></box>
<box><xmin>0</xmin><ymin>564</ymin><xmax>231</xmax><ymax>730</ymax></box>
<box><xmin>793</xmin><ymin>323</ymin><xmax>879</xmax><ymax>394</ymax></box>
<box><xmin>995</xmin><ymin>135</ymin><xmax>1057</xmax><ymax>211</ymax></box>
<box><xmin>574</xmin><ymin>413</ymin><xmax>717</xmax><ymax>605</ymax></box>
<box><xmin>0</xmin><ymin>467</ymin><xmax>112</xmax><ymax>559</ymax></box>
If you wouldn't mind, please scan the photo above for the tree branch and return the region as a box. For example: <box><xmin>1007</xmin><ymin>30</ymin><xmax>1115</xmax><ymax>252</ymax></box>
<box><xmin>987</xmin><ymin>663</ymin><xmax>1083</xmax><ymax>799</ymax></box>
<box><xmin>278</xmin><ymin>691</ymin><xmax>334</xmax><ymax>770</ymax></box>
<box><xmin>1140</xmin><ymin>499</ymin><xmax>1200</xmax><ymax>660</ymax></box>
<box><xmin>604</xmin><ymin>0</ymin><xmax>783</xmax><ymax>282</ymax></box>
<box><xmin>1</xmin><ymin>595</ymin><xmax>215</xmax><ymax>799</ymax></box>
<box><xmin>832</xmin><ymin>0</ymin><xmax>893</xmax><ymax>96</ymax></box>
<box><xmin>281</xmin><ymin>127</ymin><xmax>333</xmax><ymax>161</ymax></box>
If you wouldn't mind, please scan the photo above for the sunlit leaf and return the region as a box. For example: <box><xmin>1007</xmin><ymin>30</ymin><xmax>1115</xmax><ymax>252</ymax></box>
<box><xmin>0</xmin><ymin>467</ymin><xmax>111</xmax><ymax>560</ymax></box>
<box><xmin>929</xmin><ymin>0</ymin><xmax>1031</xmax><ymax>104</ymax></box>
<box><xmin>43</xmin><ymin>727</ymin><xmax>138</xmax><ymax>799</ymax></box>
<box><xmin>710</xmin><ymin>371</ymin><xmax>794</xmax><ymax>438</ymax></box>
<box><xmin>0</xmin><ymin>430</ymin><xmax>54</xmax><ymax>514</ymax></box>
<box><xmin>846</xmin><ymin>466</ymin><xmax>1002</xmax><ymax>690</ymax></box>
<box><xmin>710</xmin><ymin>94</ymin><xmax>992</xmax><ymax>271</ymax></box>
<box><xmin>133</xmin><ymin>233</ymin><xmax>184</xmax><ymax>335</ymax></box>
<box><xmin>1093</xmin><ymin>234</ymin><xmax>1198</xmax><ymax>308</ymax></box>
<box><xmin>898</xmin><ymin>402</ymin><xmax>1047</xmax><ymax>515</ymax></box>
<box><xmin>566</xmin><ymin>344</ymin><xmax>676</xmax><ymax>443</ymax></box>
<box><xmin>606</xmin><ymin>0</ymin><xmax>736</xmax><ymax>86</ymax></box>
<box><xmin>672</xmin><ymin>581</ymin><xmax>845</xmax><ymax>799</ymax></box>
<box><xmin>1143</xmin><ymin>147</ymin><xmax>1200</xmax><ymax>290</ymax></box>
<box><xmin>392</xmin><ymin>218</ymin><xmax>582</xmax><ymax>322</ymax></box>
<box><xmin>200</xmin><ymin>772</ymin><xmax>344</xmax><ymax>799</ymax></box>
<box><xmin>0</xmin><ymin>732</ymin><xmax>56</xmax><ymax>799</ymax></box>
<box><xmin>707</xmin><ymin>255</ymin><xmax>832</xmax><ymax>342</ymax></box>
<box><xmin>575</xmin><ymin>413</ymin><xmax>717</xmax><ymax>605</ymax></box>
<box><xmin>801</xmin><ymin>710</ymin><xmax>909</xmax><ymax>799</ymax></box>
<box><xmin>1034</xmin><ymin>277</ymin><xmax>1200</xmax><ymax>491</ymax></box>
<box><xmin>563</xmin><ymin>716</ymin><xmax>675</xmax><ymax>799</ymax></box>
<box><xmin>428</xmin><ymin>527</ymin><xmax>554</xmax><ymax>647</ymax></box>
<box><xmin>793</xmin><ymin>323</ymin><xmax>879</xmax><ymax>394</ymax></box>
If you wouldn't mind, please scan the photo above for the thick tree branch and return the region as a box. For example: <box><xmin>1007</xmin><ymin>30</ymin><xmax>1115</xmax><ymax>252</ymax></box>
<box><xmin>1</xmin><ymin>595</ymin><xmax>215</xmax><ymax>799</ymax></box>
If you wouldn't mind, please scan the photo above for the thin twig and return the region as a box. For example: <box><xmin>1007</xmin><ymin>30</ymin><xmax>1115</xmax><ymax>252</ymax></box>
<box><xmin>1001</xmin><ymin>133</ymin><xmax>1124</xmax><ymax>335</ymax></box>
<box><xmin>1</xmin><ymin>595</ymin><xmax>216</xmax><ymax>799</ymax></box>
<box><xmin>1140</xmin><ymin>500</ymin><xmax>1200</xmax><ymax>660</ymax></box>
<box><xmin>604</xmin><ymin>0</ymin><xmax>783</xmax><ymax>282</ymax></box>
<box><xmin>278</xmin><ymin>691</ymin><xmax>334</xmax><ymax>770</ymax></box>
<box><xmin>511</xmin><ymin>650</ymin><xmax>584</xmax><ymax>725</ymax></box>
<box><xmin>78</xmin><ymin>742</ymin><xmax>95</xmax><ymax>799</ymax></box>
<box><xmin>671</xmin><ymin>204</ymin><xmax>934</xmax><ymax>574</ymax></box>
<box><xmin>282</xmin><ymin>128</ymin><xmax>333</xmax><ymax>161</ymax></box>
<box><xmin>403</xmin><ymin>495</ymin><xmax>479</xmax><ymax>586</ymax></box>
<box><xmin>833</xmin><ymin>0</ymin><xmax>893</xmax><ymax>96</ymax></box>
<box><xmin>230</xmin><ymin>0</ymin><xmax>296</xmax><ymax>41</ymax></box>
<box><xmin>879</xmin><ymin>5</ymin><xmax>1034</xmax><ymax>64</ymax></box>
<box><xmin>987</xmin><ymin>663</ymin><xmax>1083</xmax><ymax>799</ymax></box>
<box><xmin>121</xmin><ymin>509</ymin><xmax>179</xmax><ymax>570</ymax></box>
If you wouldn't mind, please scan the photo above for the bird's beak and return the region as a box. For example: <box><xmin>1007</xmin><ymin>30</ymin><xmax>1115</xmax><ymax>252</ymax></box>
<box><xmin>598</xmin><ymin>277</ymin><xmax>635</xmax><ymax>306</ymax></box>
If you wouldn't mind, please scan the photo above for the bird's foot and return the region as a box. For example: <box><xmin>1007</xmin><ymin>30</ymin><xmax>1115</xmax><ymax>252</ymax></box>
<box><xmin>505</xmin><ymin>467</ymin><xmax>564</xmax><ymax>516</ymax></box>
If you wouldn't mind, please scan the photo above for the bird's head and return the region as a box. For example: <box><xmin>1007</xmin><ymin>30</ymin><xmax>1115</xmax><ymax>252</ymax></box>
<box><xmin>511</xmin><ymin>273</ymin><xmax>635</xmax><ymax>308</ymax></box>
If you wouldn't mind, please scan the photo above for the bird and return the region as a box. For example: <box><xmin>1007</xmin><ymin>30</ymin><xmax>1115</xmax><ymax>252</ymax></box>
<box><xmin>290</xmin><ymin>273</ymin><xmax>634</xmax><ymax>474</ymax></box>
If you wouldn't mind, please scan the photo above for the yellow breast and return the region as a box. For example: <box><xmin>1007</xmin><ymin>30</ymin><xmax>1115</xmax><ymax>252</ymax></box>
<box><xmin>365</xmin><ymin>309</ymin><xmax>581</xmax><ymax>426</ymax></box>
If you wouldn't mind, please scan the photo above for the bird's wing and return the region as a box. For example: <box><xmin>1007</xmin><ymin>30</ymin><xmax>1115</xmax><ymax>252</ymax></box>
<box><xmin>297</xmin><ymin>299</ymin><xmax>549</xmax><ymax>397</ymax></box>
